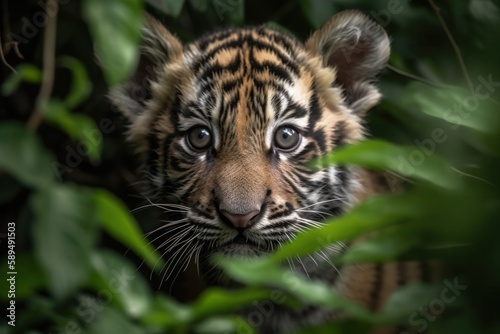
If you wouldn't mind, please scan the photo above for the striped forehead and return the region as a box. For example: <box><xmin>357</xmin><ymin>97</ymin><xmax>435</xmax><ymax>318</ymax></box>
<box><xmin>179</xmin><ymin>28</ymin><xmax>314</xmax><ymax>148</ymax></box>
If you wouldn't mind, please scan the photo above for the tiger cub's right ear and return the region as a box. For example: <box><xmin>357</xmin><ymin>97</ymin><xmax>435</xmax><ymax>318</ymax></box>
<box><xmin>109</xmin><ymin>14</ymin><xmax>183</xmax><ymax>122</ymax></box>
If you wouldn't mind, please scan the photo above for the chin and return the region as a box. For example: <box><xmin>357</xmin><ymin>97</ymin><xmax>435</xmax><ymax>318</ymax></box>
<box><xmin>199</xmin><ymin>241</ymin><xmax>268</xmax><ymax>286</ymax></box>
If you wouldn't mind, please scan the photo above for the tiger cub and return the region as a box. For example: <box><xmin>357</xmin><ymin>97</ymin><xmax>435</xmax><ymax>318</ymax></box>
<box><xmin>110</xmin><ymin>10</ymin><xmax>433</xmax><ymax>333</ymax></box>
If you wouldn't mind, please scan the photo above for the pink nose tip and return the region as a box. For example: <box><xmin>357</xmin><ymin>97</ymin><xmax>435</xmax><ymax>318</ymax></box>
<box><xmin>220</xmin><ymin>210</ymin><xmax>260</xmax><ymax>229</ymax></box>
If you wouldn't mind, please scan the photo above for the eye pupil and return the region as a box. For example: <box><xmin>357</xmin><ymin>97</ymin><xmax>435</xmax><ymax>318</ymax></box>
<box><xmin>188</xmin><ymin>126</ymin><xmax>211</xmax><ymax>150</ymax></box>
<box><xmin>274</xmin><ymin>126</ymin><xmax>300</xmax><ymax>151</ymax></box>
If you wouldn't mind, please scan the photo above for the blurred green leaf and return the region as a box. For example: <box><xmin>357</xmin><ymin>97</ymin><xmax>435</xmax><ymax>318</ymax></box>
<box><xmin>294</xmin><ymin>320</ymin><xmax>372</xmax><ymax>334</ymax></box>
<box><xmin>0</xmin><ymin>175</ymin><xmax>22</xmax><ymax>204</ymax></box>
<box><xmin>193</xmin><ymin>316</ymin><xmax>250</xmax><ymax>334</ymax></box>
<box><xmin>89</xmin><ymin>250</ymin><xmax>153</xmax><ymax>318</ymax></box>
<box><xmin>0</xmin><ymin>253</ymin><xmax>46</xmax><ymax>300</ymax></box>
<box><xmin>299</xmin><ymin>0</ymin><xmax>336</xmax><ymax>28</ymax></box>
<box><xmin>42</xmin><ymin>100</ymin><xmax>102</xmax><ymax>162</ymax></box>
<box><xmin>1</xmin><ymin>64</ymin><xmax>42</xmax><ymax>95</ymax></box>
<box><xmin>146</xmin><ymin>0</ymin><xmax>186</xmax><ymax>17</ymax></box>
<box><xmin>32</xmin><ymin>185</ymin><xmax>98</xmax><ymax>300</ymax></box>
<box><xmin>317</xmin><ymin>140</ymin><xmax>459</xmax><ymax>190</ymax></box>
<box><xmin>190</xmin><ymin>287</ymin><xmax>270</xmax><ymax>320</ymax></box>
<box><xmin>141</xmin><ymin>295</ymin><xmax>191</xmax><ymax>326</ymax></box>
<box><xmin>86</xmin><ymin>307</ymin><xmax>145</xmax><ymax>334</ymax></box>
<box><xmin>379</xmin><ymin>283</ymin><xmax>445</xmax><ymax>323</ymax></box>
<box><xmin>92</xmin><ymin>189</ymin><xmax>164</xmax><ymax>270</ymax></box>
<box><xmin>270</xmin><ymin>193</ymin><xmax>416</xmax><ymax>263</ymax></box>
<box><xmin>58</xmin><ymin>56</ymin><xmax>92</xmax><ymax>109</ymax></box>
<box><xmin>218</xmin><ymin>257</ymin><xmax>375</xmax><ymax>321</ymax></box>
<box><xmin>83</xmin><ymin>0</ymin><xmax>143</xmax><ymax>86</ymax></box>
<box><xmin>213</xmin><ymin>0</ymin><xmax>245</xmax><ymax>24</ymax></box>
<box><xmin>339</xmin><ymin>225</ymin><xmax>419</xmax><ymax>264</ymax></box>
<box><xmin>405</xmin><ymin>83</ymin><xmax>498</xmax><ymax>133</ymax></box>
<box><xmin>0</xmin><ymin>122</ymin><xmax>55</xmax><ymax>188</ymax></box>
<box><xmin>189</xmin><ymin>0</ymin><xmax>210</xmax><ymax>12</ymax></box>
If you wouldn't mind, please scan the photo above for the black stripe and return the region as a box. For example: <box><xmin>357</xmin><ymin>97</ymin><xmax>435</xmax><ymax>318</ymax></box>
<box><xmin>331</xmin><ymin>120</ymin><xmax>347</xmax><ymax>148</ymax></box>
<box><xmin>369</xmin><ymin>264</ymin><xmax>383</xmax><ymax>311</ymax></box>
<box><xmin>307</xmin><ymin>92</ymin><xmax>321</xmax><ymax>134</ymax></box>
<box><xmin>397</xmin><ymin>262</ymin><xmax>407</xmax><ymax>286</ymax></box>
<box><xmin>420</xmin><ymin>261</ymin><xmax>431</xmax><ymax>283</ymax></box>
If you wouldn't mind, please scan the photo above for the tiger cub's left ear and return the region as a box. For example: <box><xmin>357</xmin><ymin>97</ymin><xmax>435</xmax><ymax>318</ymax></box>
<box><xmin>306</xmin><ymin>10</ymin><xmax>390</xmax><ymax>115</ymax></box>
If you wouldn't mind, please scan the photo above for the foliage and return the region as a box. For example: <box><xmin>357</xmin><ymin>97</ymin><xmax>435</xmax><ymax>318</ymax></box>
<box><xmin>1</xmin><ymin>0</ymin><xmax>500</xmax><ymax>333</ymax></box>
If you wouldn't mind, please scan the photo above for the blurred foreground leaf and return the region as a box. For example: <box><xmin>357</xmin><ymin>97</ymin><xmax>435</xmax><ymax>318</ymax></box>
<box><xmin>92</xmin><ymin>189</ymin><xmax>164</xmax><ymax>270</ymax></box>
<box><xmin>1</xmin><ymin>64</ymin><xmax>42</xmax><ymax>95</ymax></box>
<box><xmin>0</xmin><ymin>122</ymin><xmax>55</xmax><ymax>188</ymax></box>
<box><xmin>316</xmin><ymin>140</ymin><xmax>459</xmax><ymax>190</ymax></box>
<box><xmin>32</xmin><ymin>185</ymin><xmax>98</xmax><ymax>300</ymax></box>
<box><xmin>86</xmin><ymin>307</ymin><xmax>145</xmax><ymax>334</ymax></box>
<box><xmin>89</xmin><ymin>250</ymin><xmax>153</xmax><ymax>318</ymax></box>
<box><xmin>41</xmin><ymin>100</ymin><xmax>102</xmax><ymax>162</ymax></box>
<box><xmin>83</xmin><ymin>0</ymin><xmax>143</xmax><ymax>86</ymax></box>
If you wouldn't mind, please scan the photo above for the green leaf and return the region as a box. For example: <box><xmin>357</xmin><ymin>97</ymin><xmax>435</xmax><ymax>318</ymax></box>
<box><xmin>0</xmin><ymin>122</ymin><xmax>56</xmax><ymax>188</ymax></box>
<box><xmin>379</xmin><ymin>283</ymin><xmax>445</xmax><ymax>323</ymax></box>
<box><xmin>86</xmin><ymin>307</ymin><xmax>145</xmax><ymax>334</ymax></box>
<box><xmin>213</xmin><ymin>0</ymin><xmax>245</xmax><ymax>24</ymax></box>
<box><xmin>294</xmin><ymin>320</ymin><xmax>372</xmax><ymax>334</ymax></box>
<box><xmin>339</xmin><ymin>225</ymin><xmax>419</xmax><ymax>264</ymax></box>
<box><xmin>299</xmin><ymin>0</ymin><xmax>336</xmax><ymax>28</ymax></box>
<box><xmin>92</xmin><ymin>189</ymin><xmax>164</xmax><ymax>270</ymax></box>
<box><xmin>91</xmin><ymin>250</ymin><xmax>153</xmax><ymax>318</ymax></box>
<box><xmin>146</xmin><ymin>0</ymin><xmax>186</xmax><ymax>17</ymax></box>
<box><xmin>31</xmin><ymin>185</ymin><xmax>98</xmax><ymax>300</ymax></box>
<box><xmin>83</xmin><ymin>0</ymin><xmax>143</xmax><ymax>86</ymax></box>
<box><xmin>0</xmin><ymin>175</ymin><xmax>22</xmax><ymax>204</ymax></box>
<box><xmin>41</xmin><ymin>100</ymin><xmax>102</xmax><ymax>162</ymax></box>
<box><xmin>141</xmin><ymin>295</ymin><xmax>191</xmax><ymax>326</ymax></box>
<box><xmin>89</xmin><ymin>250</ymin><xmax>153</xmax><ymax>318</ymax></box>
<box><xmin>1</xmin><ymin>64</ymin><xmax>42</xmax><ymax>95</ymax></box>
<box><xmin>58</xmin><ymin>56</ymin><xmax>92</xmax><ymax>109</ymax></box>
<box><xmin>316</xmin><ymin>140</ymin><xmax>459</xmax><ymax>190</ymax></box>
<box><xmin>0</xmin><ymin>253</ymin><xmax>46</xmax><ymax>300</ymax></box>
<box><xmin>193</xmin><ymin>316</ymin><xmax>249</xmax><ymax>334</ymax></box>
<box><xmin>188</xmin><ymin>0</ymin><xmax>210</xmax><ymax>11</ymax></box>
<box><xmin>270</xmin><ymin>193</ymin><xmax>416</xmax><ymax>263</ymax></box>
<box><xmin>404</xmin><ymin>83</ymin><xmax>498</xmax><ymax>133</ymax></box>
<box><xmin>190</xmin><ymin>287</ymin><xmax>270</xmax><ymax>320</ymax></box>
<box><xmin>217</xmin><ymin>257</ymin><xmax>375</xmax><ymax>321</ymax></box>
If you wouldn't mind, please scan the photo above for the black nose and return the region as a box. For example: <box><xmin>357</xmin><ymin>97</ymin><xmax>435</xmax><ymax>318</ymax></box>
<box><xmin>220</xmin><ymin>209</ymin><xmax>260</xmax><ymax>229</ymax></box>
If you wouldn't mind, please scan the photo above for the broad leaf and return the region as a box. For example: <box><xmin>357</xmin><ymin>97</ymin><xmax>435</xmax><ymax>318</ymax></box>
<box><xmin>0</xmin><ymin>122</ymin><xmax>56</xmax><ymax>189</ymax></box>
<box><xmin>316</xmin><ymin>140</ymin><xmax>459</xmax><ymax>190</ymax></box>
<box><xmin>92</xmin><ymin>189</ymin><xmax>164</xmax><ymax>270</ymax></box>
<box><xmin>86</xmin><ymin>307</ymin><xmax>145</xmax><ymax>334</ymax></box>
<box><xmin>83</xmin><ymin>0</ymin><xmax>143</xmax><ymax>86</ymax></box>
<box><xmin>32</xmin><ymin>185</ymin><xmax>98</xmax><ymax>300</ymax></box>
<box><xmin>270</xmin><ymin>193</ymin><xmax>416</xmax><ymax>263</ymax></box>
<box><xmin>41</xmin><ymin>100</ymin><xmax>102</xmax><ymax>162</ymax></box>
<box><xmin>89</xmin><ymin>250</ymin><xmax>153</xmax><ymax>318</ymax></box>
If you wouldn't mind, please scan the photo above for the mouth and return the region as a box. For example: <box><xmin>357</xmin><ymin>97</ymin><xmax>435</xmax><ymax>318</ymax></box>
<box><xmin>232</xmin><ymin>234</ymin><xmax>254</xmax><ymax>245</ymax></box>
<box><xmin>214</xmin><ymin>233</ymin><xmax>266</xmax><ymax>256</ymax></box>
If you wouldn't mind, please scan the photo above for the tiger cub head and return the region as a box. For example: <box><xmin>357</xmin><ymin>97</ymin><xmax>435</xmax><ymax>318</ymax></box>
<box><xmin>110</xmin><ymin>10</ymin><xmax>390</xmax><ymax>284</ymax></box>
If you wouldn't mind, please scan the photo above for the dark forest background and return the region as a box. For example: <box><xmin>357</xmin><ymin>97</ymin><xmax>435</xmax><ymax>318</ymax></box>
<box><xmin>1</xmin><ymin>0</ymin><xmax>500</xmax><ymax>333</ymax></box>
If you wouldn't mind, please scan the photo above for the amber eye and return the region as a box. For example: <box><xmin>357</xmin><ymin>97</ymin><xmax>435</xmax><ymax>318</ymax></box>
<box><xmin>187</xmin><ymin>126</ymin><xmax>212</xmax><ymax>150</ymax></box>
<box><xmin>274</xmin><ymin>126</ymin><xmax>301</xmax><ymax>151</ymax></box>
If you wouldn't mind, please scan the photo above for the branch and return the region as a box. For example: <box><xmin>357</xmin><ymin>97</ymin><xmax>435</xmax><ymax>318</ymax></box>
<box><xmin>428</xmin><ymin>0</ymin><xmax>474</xmax><ymax>94</ymax></box>
<box><xmin>387</xmin><ymin>64</ymin><xmax>449</xmax><ymax>89</ymax></box>
<box><xmin>28</xmin><ymin>0</ymin><xmax>59</xmax><ymax>130</ymax></box>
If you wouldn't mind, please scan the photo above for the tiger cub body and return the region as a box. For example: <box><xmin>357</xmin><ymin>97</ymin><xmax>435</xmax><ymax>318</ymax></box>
<box><xmin>110</xmin><ymin>10</ymin><xmax>430</xmax><ymax>333</ymax></box>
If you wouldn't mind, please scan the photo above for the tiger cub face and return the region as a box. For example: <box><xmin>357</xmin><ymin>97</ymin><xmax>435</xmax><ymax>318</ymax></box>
<box><xmin>110</xmin><ymin>10</ymin><xmax>390</xmax><ymax>284</ymax></box>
